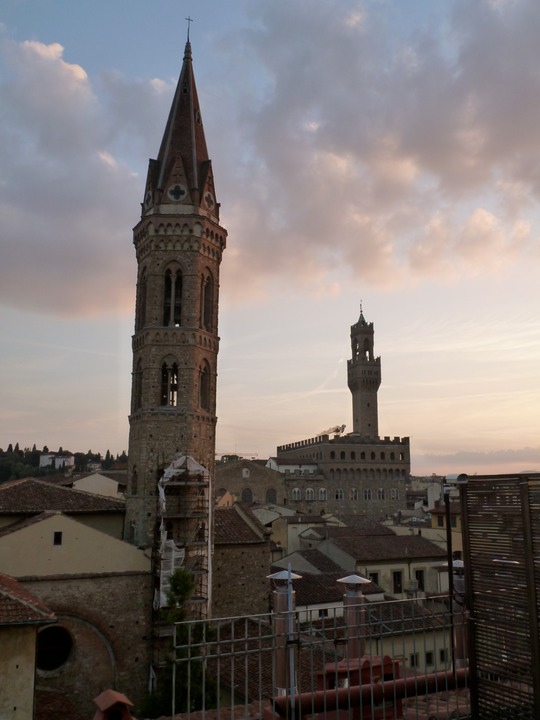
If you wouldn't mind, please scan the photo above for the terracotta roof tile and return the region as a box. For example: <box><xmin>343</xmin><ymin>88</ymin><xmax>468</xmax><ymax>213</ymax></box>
<box><xmin>327</xmin><ymin>519</ymin><xmax>395</xmax><ymax>536</ymax></box>
<box><xmin>214</xmin><ymin>505</ymin><xmax>266</xmax><ymax>545</ymax></box>
<box><xmin>0</xmin><ymin>478</ymin><xmax>125</xmax><ymax>514</ymax></box>
<box><xmin>329</xmin><ymin>533</ymin><xmax>446</xmax><ymax>562</ymax></box>
<box><xmin>292</xmin><ymin>572</ymin><xmax>381</xmax><ymax>606</ymax></box>
<box><xmin>295</xmin><ymin>548</ymin><xmax>344</xmax><ymax>574</ymax></box>
<box><xmin>0</xmin><ymin>572</ymin><xmax>56</xmax><ymax>625</ymax></box>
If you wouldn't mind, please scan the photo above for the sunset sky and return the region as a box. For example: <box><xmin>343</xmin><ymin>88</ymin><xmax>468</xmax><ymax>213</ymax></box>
<box><xmin>1</xmin><ymin>0</ymin><xmax>539</xmax><ymax>475</ymax></box>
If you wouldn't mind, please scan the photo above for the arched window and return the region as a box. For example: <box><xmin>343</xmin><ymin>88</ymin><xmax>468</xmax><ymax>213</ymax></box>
<box><xmin>363</xmin><ymin>488</ymin><xmax>372</xmax><ymax>501</ymax></box>
<box><xmin>306</xmin><ymin>488</ymin><xmax>315</xmax><ymax>502</ymax></box>
<box><xmin>319</xmin><ymin>488</ymin><xmax>327</xmax><ymax>501</ymax></box>
<box><xmin>163</xmin><ymin>268</ymin><xmax>183</xmax><ymax>326</ymax></box>
<box><xmin>335</xmin><ymin>488</ymin><xmax>344</xmax><ymax>501</ymax></box>
<box><xmin>241</xmin><ymin>487</ymin><xmax>253</xmax><ymax>504</ymax></box>
<box><xmin>199</xmin><ymin>361</ymin><xmax>210</xmax><ymax>410</ymax></box>
<box><xmin>130</xmin><ymin>466</ymin><xmax>138</xmax><ymax>496</ymax></box>
<box><xmin>391</xmin><ymin>488</ymin><xmax>399</xmax><ymax>500</ymax></box>
<box><xmin>350</xmin><ymin>488</ymin><xmax>359</xmax><ymax>501</ymax></box>
<box><xmin>292</xmin><ymin>488</ymin><xmax>301</xmax><ymax>502</ymax></box>
<box><xmin>390</xmin><ymin>452</ymin><xmax>395</xmax><ymax>461</ymax></box>
<box><xmin>160</xmin><ymin>360</ymin><xmax>178</xmax><ymax>406</ymax></box>
<box><xmin>363</xmin><ymin>338</ymin><xmax>370</xmax><ymax>359</ymax></box>
<box><xmin>371</xmin><ymin>452</ymin><xmax>376</xmax><ymax>460</ymax></box>
<box><xmin>134</xmin><ymin>358</ymin><xmax>143</xmax><ymax>410</ymax></box>
<box><xmin>330</xmin><ymin>451</ymin><xmax>335</xmax><ymax>460</ymax></box>
<box><xmin>201</xmin><ymin>270</ymin><xmax>214</xmax><ymax>331</ymax></box>
<box><xmin>377</xmin><ymin>488</ymin><xmax>386</xmax><ymax>501</ymax></box>
<box><xmin>361</xmin><ymin>452</ymin><xmax>366</xmax><ymax>460</ymax></box>
<box><xmin>351</xmin><ymin>452</ymin><xmax>356</xmax><ymax>460</ymax></box>
<box><xmin>381</xmin><ymin>452</ymin><xmax>386</xmax><ymax>460</ymax></box>
<box><xmin>266</xmin><ymin>488</ymin><xmax>277</xmax><ymax>504</ymax></box>
<box><xmin>136</xmin><ymin>268</ymin><xmax>147</xmax><ymax>331</ymax></box>
<box><xmin>340</xmin><ymin>451</ymin><xmax>346</xmax><ymax>460</ymax></box>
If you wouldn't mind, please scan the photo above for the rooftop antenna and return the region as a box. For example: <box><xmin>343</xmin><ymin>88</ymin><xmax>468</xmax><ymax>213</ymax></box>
<box><xmin>186</xmin><ymin>15</ymin><xmax>194</xmax><ymax>42</ymax></box>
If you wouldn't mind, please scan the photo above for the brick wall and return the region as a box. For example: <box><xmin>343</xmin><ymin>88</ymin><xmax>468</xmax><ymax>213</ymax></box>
<box><xmin>213</xmin><ymin>543</ymin><xmax>271</xmax><ymax>618</ymax></box>
<box><xmin>21</xmin><ymin>571</ymin><xmax>152</xmax><ymax>718</ymax></box>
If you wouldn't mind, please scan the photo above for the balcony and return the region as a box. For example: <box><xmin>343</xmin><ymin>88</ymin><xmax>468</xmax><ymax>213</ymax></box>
<box><xmin>165</xmin><ymin>596</ymin><xmax>471</xmax><ymax>719</ymax></box>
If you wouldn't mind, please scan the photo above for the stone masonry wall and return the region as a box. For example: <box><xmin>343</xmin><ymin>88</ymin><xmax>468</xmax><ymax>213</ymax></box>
<box><xmin>212</xmin><ymin>542</ymin><xmax>271</xmax><ymax>618</ymax></box>
<box><xmin>21</xmin><ymin>572</ymin><xmax>152</xmax><ymax>718</ymax></box>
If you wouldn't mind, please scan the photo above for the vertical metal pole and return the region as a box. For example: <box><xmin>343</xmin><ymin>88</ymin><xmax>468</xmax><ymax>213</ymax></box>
<box><xmin>444</xmin><ymin>485</ymin><xmax>456</xmax><ymax>676</ymax></box>
<box><xmin>172</xmin><ymin>623</ymin><xmax>177</xmax><ymax>718</ymax></box>
<box><xmin>287</xmin><ymin>565</ymin><xmax>296</xmax><ymax>720</ymax></box>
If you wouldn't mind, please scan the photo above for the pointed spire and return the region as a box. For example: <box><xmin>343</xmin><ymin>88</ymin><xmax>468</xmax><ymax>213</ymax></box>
<box><xmin>142</xmin><ymin>36</ymin><xmax>218</xmax><ymax>219</ymax></box>
<box><xmin>356</xmin><ymin>300</ymin><xmax>367</xmax><ymax>327</ymax></box>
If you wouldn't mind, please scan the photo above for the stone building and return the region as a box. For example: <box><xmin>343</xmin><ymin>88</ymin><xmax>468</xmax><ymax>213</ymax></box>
<box><xmin>274</xmin><ymin>308</ymin><xmax>410</xmax><ymax>517</ymax></box>
<box><xmin>212</xmin><ymin>504</ymin><xmax>271</xmax><ymax>618</ymax></box>
<box><xmin>0</xmin><ymin>573</ymin><xmax>56</xmax><ymax>720</ymax></box>
<box><xmin>125</xmin><ymin>38</ymin><xmax>226</xmax><ymax>618</ymax></box>
<box><xmin>218</xmin><ymin>310</ymin><xmax>410</xmax><ymax>518</ymax></box>
<box><xmin>0</xmin><ymin>481</ymin><xmax>152</xmax><ymax>718</ymax></box>
<box><xmin>216</xmin><ymin>458</ymin><xmax>284</xmax><ymax>506</ymax></box>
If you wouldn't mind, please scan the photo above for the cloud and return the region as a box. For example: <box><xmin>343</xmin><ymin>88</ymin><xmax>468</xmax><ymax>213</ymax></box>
<box><xmin>413</xmin><ymin>445</ymin><xmax>540</xmax><ymax>475</ymax></box>
<box><xmin>0</xmin><ymin>38</ymin><xmax>171</xmax><ymax>317</ymax></box>
<box><xmin>212</xmin><ymin>0</ymin><xmax>540</xmax><ymax>297</ymax></box>
<box><xmin>3</xmin><ymin>1</ymin><xmax>540</xmax><ymax>316</ymax></box>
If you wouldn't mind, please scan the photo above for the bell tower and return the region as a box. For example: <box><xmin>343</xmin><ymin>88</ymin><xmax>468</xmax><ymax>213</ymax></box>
<box><xmin>347</xmin><ymin>306</ymin><xmax>381</xmax><ymax>437</ymax></box>
<box><xmin>125</xmin><ymin>38</ymin><xmax>226</xmax><ymax>551</ymax></box>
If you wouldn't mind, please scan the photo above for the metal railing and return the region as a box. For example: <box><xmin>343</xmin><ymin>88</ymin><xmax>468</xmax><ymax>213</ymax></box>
<box><xmin>168</xmin><ymin>596</ymin><xmax>470</xmax><ymax>719</ymax></box>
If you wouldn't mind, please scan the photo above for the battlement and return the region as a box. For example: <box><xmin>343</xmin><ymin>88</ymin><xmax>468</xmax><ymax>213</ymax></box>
<box><xmin>277</xmin><ymin>434</ymin><xmax>410</xmax><ymax>454</ymax></box>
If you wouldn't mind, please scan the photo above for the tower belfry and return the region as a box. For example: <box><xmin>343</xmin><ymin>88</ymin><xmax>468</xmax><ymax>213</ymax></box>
<box><xmin>347</xmin><ymin>307</ymin><xmax>381</xmax><ymax>437</ymax></box>
<box><xmin>125</xmin><ymin>38</ymin><xmax>226</xmax><ymax>614</ymax></box>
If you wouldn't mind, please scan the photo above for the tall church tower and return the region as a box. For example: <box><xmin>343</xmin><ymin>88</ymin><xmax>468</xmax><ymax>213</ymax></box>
<box><xmin>347</xmin><ymin>307</ymin><xmax>381</xmax><ymax>437</ymax></box>
<box><xmin>125</xmin><ymin>38</ymin><xmax>226</xmax><ymax>553</ymax></box>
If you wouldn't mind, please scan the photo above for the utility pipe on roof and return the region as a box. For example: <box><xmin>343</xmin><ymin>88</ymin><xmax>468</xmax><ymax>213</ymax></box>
<box><xmin>271</xmin><ymin>667</ymin><xmax>468</xmax><ymax>717</ymax></box>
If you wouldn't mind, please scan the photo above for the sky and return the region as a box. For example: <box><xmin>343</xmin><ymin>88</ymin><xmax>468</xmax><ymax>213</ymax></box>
<box><xmin>1</xmin><ymin>0</ymin><xmax>539</xmax><ymax>476</ymax></box>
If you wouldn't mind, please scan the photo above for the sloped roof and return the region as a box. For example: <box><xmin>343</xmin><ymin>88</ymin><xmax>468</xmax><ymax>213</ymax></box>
<box><xmin>293</xmin><ymin>572</ymin><xmax>381</xmax><ymax>606</ymax></box>
<box><xmin>0</xmin><ymin>572</ymin><xmax>56</xmax><ymax>626</ymax></box>
<box><xmin>328</xmin><ymin>519</ymin><xmax>395</xmax><ymax>536</ymax></box>
<box><xmin>328</xmin><ymin>533</ymin><xmax>446</xmax><ymax>562</ymax></box>
<box><xmin>214</xmin><ymin>504</ymin><xmax>267</xmax><ymax>545</ymax></box>
<box><xmin>0</xmin><ymin>478</ymin><xmax>125</xmax><ymax>514</ymax></box>
<box><xmin>0</xmin><ymin>511</ymin><xmax>58</xmax><ymax>539</ymax></box>
<box><xmin>295</xmin><ymin>548</ymin><xmax>345</xmax><ymax>574</ymax></box>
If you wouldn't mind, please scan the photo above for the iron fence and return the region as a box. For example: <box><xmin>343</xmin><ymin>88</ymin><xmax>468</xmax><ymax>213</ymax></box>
<box><xmin>168</xmin><ymin>596</ymin><xmax>470</xmax><ymax>720</ymax></box>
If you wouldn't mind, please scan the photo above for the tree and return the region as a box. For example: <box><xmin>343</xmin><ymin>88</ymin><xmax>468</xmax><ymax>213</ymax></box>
<box><xmin>140</xmin><ymin>569</ymin><xmax>216</xmax><ymax>718</ymax></box>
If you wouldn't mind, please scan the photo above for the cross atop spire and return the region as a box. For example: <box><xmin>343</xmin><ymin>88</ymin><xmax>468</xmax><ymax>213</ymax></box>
<box><xmin>186</xmin><ymin>16</ymin><xmax>194</xmax><ymax>41</ymax></box>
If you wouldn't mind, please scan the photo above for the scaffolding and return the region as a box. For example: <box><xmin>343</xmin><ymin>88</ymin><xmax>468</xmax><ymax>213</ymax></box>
<box><xmin>156</xmin><ymin>455</ymin><xmax>211</xmax><ymax>617</ymax></box>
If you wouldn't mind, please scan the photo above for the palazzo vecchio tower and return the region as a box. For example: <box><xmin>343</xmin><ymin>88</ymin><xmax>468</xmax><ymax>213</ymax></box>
<box><xmin>125</xmin><ymin>38</ymin><xmax>226</xmax><ymax>553</ymax></box>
